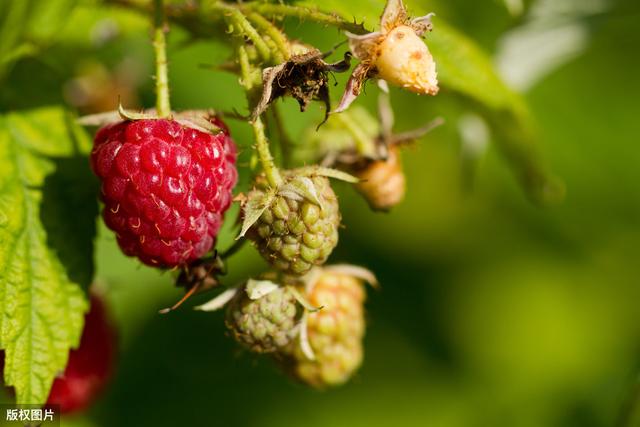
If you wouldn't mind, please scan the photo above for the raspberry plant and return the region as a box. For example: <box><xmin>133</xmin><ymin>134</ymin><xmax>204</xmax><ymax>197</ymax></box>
<box><xmin>0</xmin><ymin>0</ymin><xmax>563</xmax><ymax>411</ymax></box>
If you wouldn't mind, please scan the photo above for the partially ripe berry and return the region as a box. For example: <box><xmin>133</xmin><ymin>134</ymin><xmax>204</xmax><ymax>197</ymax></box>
<box><xmin>355</xmin><ymin>146</ymin><xmax>406</xmax><ymax>211</ymax></box>
<box><xmin>226</xmin><ymin>283</ymin><xmax>303</xmax><ymax>353</ymax></box>
<box><xmin>47</xmin><ymin>294</ymin><xmax>116</xmax><ymax>414</ymax></box>
<box><xmin>246</xmin><ymin>175</ymin><xmax>340</xmax><ymax>275</ymax></box>
<box><xmin>91</xmin><ymin>118</ymin><xmax>238</xmax><ymax>267</ymax></box>
<box><xmin>375</xmin><ymin>25</ymin><xmax>438</xmax><ymax>95</ymax></box>
<box><xmin>282</xmin><ymin>269</ymin><xmax>367</xmax><ymax>388</ymax></box>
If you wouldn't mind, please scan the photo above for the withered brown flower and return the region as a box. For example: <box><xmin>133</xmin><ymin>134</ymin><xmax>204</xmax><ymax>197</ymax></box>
<box><xmin>252</xmin><ymin>46</ymin><xmax>352</xmax><ymax>124</ymax></box>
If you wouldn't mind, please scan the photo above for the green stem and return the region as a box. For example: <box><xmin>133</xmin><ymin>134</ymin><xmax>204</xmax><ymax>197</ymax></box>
<box><xmin>252</xmin><ymin>116</ymin><xmax>282</xmax><ymax>187</ymax></box>
<box><xmin>219</xmin><ymin>4</ymin><xmax>272</xmax><ymax>63</ymax></box>
<box><xmin>236</xmin><ymin>42</ymin><xmax>254</xmax><ymax>91</ymax></box>
<box><xmin>153</xmin><ymin>0</ymin><xmax>171</xmax><ymax>117</ymax></box>
<box><xmin>108</xmin><ymin>0</ymin><xmax>369</xmax><ymax>39</ymax></box>
<box><xmin>235</xmin><ymin>43</ymin><xmax>282</xmax><ymax>187</ymax></box>
<box><xmin>239</xmin><ymin>3</ymin><xmax>368</xmax><ymax>35</ymax></box>
<box><xmin>246</xmin><ymin>12</ymin><xmax>290</xmax><ymax>62</ymax></box>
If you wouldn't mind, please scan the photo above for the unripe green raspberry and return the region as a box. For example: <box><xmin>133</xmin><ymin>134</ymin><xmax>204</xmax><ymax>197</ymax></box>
<box><xmin>246</xmin><ymin>175</ymin><xmax>340</xmax><ymax>275</ymax></box>
<box><xmin>226</xmin><ymin>283</ymin><xmax>303</xmax><ymax>353</ymax></box>
<box><xmin>283</xmin><ymin>269</ymin><xmax>366</xmax><ymax>388</ymax></box>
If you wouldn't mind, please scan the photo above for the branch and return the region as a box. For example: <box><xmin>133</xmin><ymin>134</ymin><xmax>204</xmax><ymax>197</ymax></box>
<box><xmin>239</xmin><ymin>3</ymin><xmax>369</xmax><ymax>35</ymax></box>
<box><xmin>106</xmin><ymin>0</ymin><xmax>369</xmax><ymax>38</ymax></box>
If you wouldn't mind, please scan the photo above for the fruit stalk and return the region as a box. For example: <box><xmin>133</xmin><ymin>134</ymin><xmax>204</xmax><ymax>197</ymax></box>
<box><xmin>153</xmin><ymin>0</ymin><xmax>171</xmax><ymax>118</ymax></box>
<box><xmin>220</xmin><ymin>4</ymin><xmax>272</xmax><ymax>63</ymax></box>
<box><xmin>108</xmin><ymin>1</ymin><xmax>368</xmax><ymax>44</ymax></box>
<box><xmin>252</xmin><ymin>116</ymin><xmax>283</xmax><ymax>188</ymax></box>
<box><xmin>246</xmin><ymin>12</ymin><xmax>290</xmax><ymax>63</ymax></box>
<box><xmin>235</xmin><ymin>43</ymin><xmax>283</xmax><ymax>188</ymax></box>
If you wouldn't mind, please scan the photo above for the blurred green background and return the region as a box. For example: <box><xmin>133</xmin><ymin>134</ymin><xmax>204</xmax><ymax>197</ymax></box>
<box><xmin>2</xmin><ymin>0</ymin><xmax>640</xmax><ymax>426</ymax></box>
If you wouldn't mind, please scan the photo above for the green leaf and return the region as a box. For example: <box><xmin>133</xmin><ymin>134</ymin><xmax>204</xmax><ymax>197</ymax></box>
<box><xmin>298</xmin><ymin>0</ymin><xmax>564</xmax><ymax>204</ymax></box>
<box><xmin>0</xmin><ymin>0</ymin><xmax>80</xmax><ymax>81</ymax></box>
<box><xmin>0</xmin><ymin>106</ymin><xmax>97</xmax><ymax>405</ymax></box>
<box><xmin>427</xmin><ymin>20</ymin><xmax>563</xmax><ymax>203</ymax></box>
<box><xmin>25</xmin><ymin>0</ymin><xmax>79</xmax><ymax>43</ymax></box>
<box><xmin>0</xmin><ymin>0</ymin><xmax>31</xmax><ymax>80</ymax></box>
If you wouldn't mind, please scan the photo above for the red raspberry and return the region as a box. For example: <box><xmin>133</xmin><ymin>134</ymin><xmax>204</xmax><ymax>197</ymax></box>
<box><xmin>46</xmin><ymin>294</ymin><xmax>116</xmax><ymax>414</ymax></box>
<box><xmin>91</xmin><ymin>118</ymin><xmax>238</xmax><ymax>267</ymax></box>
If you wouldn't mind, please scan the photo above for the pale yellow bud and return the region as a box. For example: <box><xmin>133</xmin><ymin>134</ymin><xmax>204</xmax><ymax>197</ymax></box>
<box><xmin>356</xmin><ymin>146</ymin><xmax>406</xmax><ymax>211</ymax></box>
<box><xmin>374</xmin><ymin>25</ymin><xmax>439</xmax><ymax>95</ymax></box>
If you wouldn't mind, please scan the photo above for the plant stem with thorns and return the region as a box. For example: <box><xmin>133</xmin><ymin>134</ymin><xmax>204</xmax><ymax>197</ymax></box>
<box><xmin>235</xmin><ymin>42</ymin><xmax>283</xmax><ymax>187</ymax></box>
<box><xmin>153</xmin><ymin>0</ymin><xmax>171</xmax><ymax>118</ymax></box>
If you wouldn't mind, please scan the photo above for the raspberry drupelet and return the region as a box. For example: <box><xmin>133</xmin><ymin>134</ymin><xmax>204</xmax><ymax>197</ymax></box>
<box><xmin>91</xmin><ymin>118</ymin><xmax>238</xmax><ymax>267</ymax></box>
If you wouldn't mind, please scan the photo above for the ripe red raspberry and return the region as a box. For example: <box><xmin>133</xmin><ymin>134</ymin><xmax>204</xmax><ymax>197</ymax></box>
<box><xmin>91</xmin><ymin>118</ymin><xmax>238</xmax><ymax>267</ymax></box>
<box><xmin>46</xmin><ymin>294</ymin><xmax>116</xmax><ymax>414</ymax></box>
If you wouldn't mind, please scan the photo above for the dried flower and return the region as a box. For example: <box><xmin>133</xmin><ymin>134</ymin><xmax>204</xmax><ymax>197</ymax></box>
<box><xmin>252</xmin><ymin>46</ymin><xmax>352</xmax><ymax>124</ymax></box>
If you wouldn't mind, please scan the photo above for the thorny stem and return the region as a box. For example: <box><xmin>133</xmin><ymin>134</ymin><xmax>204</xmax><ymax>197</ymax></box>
<box><xmin>235</xmin><ymin>43</ymin><xmax>283</xmax><ymax>187</ymax></box>
<box><xmin>218</xmin><ymin>3</ymin><xmax>272</xmax><ymax>63</ymax></box>
<box><xmin>239</xmin><ymin>3</ymin><xmax>369</xmax><ymax>35</ymax></box>
<box><xmin>153</xmin><ymin>0</ymin><xmax>171</xmax><ymax>118</ymax></box>
<box><xmin>246</xmin><ymin>12</ymin><xmax>290</xmax><ymax>63</ymax></box>
<box><xmin>107</xmin><ymin>0</ymin><xmax>369</xmax><ymax>38</ymax></box>
<box><xmin>252</xmin><ymin>116</ymin><xmax>283</xmax><ymax>188</ymax></box>
<box><xmin>236</xmin><ymin>42</ymin><xmax>254</xmax><ymax>91</ymax></box>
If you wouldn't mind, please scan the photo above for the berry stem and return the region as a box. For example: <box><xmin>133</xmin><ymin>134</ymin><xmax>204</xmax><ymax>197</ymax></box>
<box><xmin>236</xmin><ymin>42</ymin><xmax>255</xmax><ymax>91</ymax></box>
<box><xmin>239</xmin><ymin>3</ymin><xmax>368</xmax><ymax>35</ymax></box>
<box><xmin>253</xmin><ymin>116</ymin><xmax>283</xmax><ymax>188</ymax></box>
<box><xmin>235</xmin><ymin>43</ymin><xmax>283</xmax><ymax>188</ymax></box>
<box><xmin>246</xmin><ymin>12</ymin><xmax>290</xmax><ymax>63</ymax></box>
<box><xmin>218</xmin><ymin>3</ymin><xmax>272</xmax><ymax>63</ymax></box>
<box><xmin>153</xmin><ymin>0</ymin><xmax>171</xmax><ymax>118</ymax></box>
<box><xmin>107</xmin><ymin>0</ymin><xmax>369</xmax><ymax>39</ymax></box>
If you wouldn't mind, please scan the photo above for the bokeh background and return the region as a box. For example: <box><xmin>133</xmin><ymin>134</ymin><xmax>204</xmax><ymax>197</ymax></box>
<box><xmin>2</xmin><ymin>0</ymin><xmax>640</xmax><ymax>426</ymax></box>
